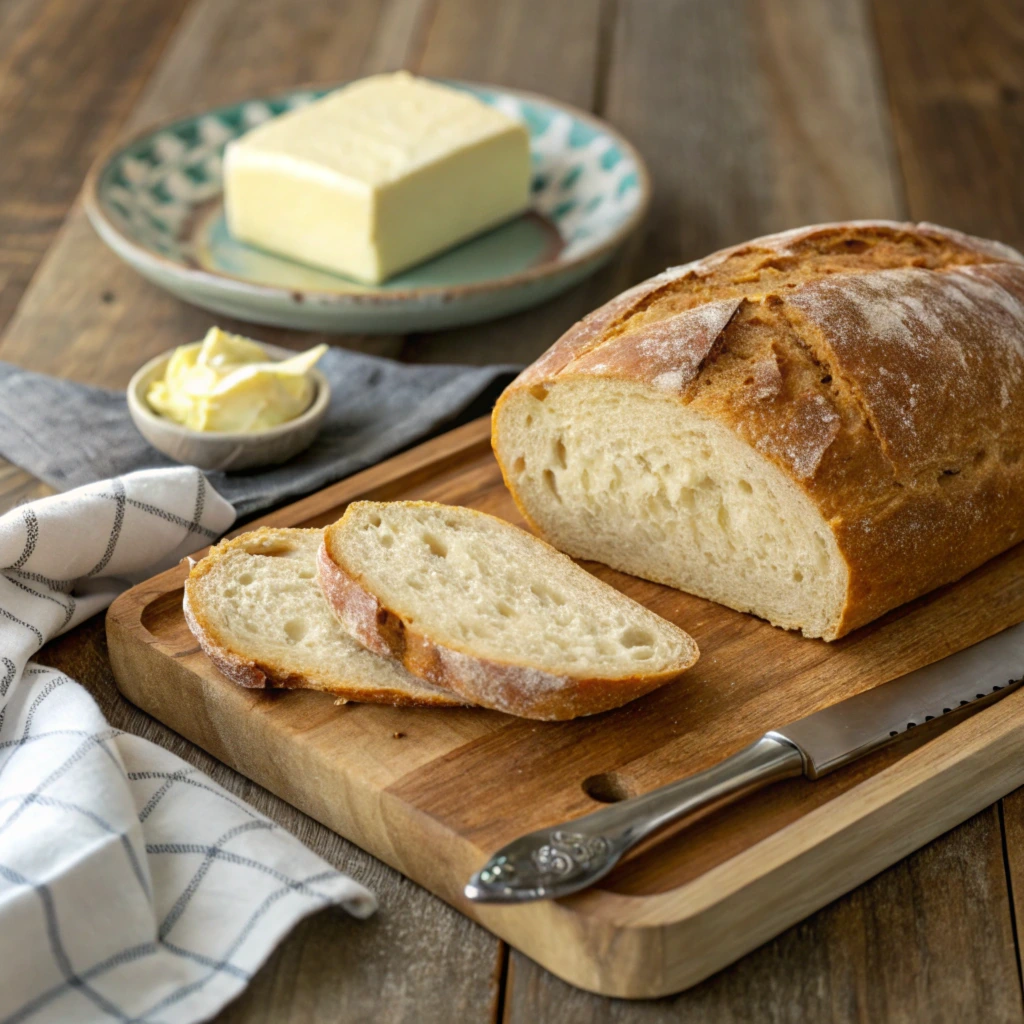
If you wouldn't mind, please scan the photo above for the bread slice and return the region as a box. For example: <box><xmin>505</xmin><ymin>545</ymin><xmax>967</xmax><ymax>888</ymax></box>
<box><xmin>184</xmin><ymin>527</ymin><xmax>468</xmax><ymax>707</ymax></box>
<box><xmin>317</xmin><ymin>501</ymin><xmax>699</xmax><ymax>720</ymax></box>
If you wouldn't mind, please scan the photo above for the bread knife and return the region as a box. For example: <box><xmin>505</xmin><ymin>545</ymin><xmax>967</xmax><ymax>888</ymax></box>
<box><xmin>464</xmin><ymin>620</ymin><xmax>1024</xmax><ymax>903</ymax></box>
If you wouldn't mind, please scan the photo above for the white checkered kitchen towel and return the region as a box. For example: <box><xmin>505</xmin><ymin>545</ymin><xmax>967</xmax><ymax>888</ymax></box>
<box><xmin>0</xmin><ymin>469</ymin><xmax>375</xmax><ymax>1024</ymax></box>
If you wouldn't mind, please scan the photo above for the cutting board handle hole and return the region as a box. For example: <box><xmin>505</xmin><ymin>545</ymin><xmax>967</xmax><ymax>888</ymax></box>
<box><xmin>583</xmin><ymin>772</ymin><xmax>636</xmax><ymax>803</ymax></box>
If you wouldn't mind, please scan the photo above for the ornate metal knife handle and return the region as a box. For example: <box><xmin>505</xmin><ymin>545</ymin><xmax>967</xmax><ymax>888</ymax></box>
<box><xmin>465</xmin><ymin>735</ymin><xmax>804</xmax><ymax>903</ymax></box>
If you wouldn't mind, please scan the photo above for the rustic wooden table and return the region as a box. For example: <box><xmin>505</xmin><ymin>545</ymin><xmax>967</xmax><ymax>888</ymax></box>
<box><xmin>2</xmin><ymin>0</ymin><xmax>1023</xmax><ymax>1019</ymax></box>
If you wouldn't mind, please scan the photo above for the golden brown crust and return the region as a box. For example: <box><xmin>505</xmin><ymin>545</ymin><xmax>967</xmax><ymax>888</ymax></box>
<box><xmin>512</xmin><ymin>276</ymin><xmax>676</xmax><ymax>388</ymax></box>
<box><xmin>493</xmin><ymin>221</ymin><xmax>1024</xmax><ymax>640</ymax></box>
<box><xmin>317</xmin><ymin>505</ymin><xmax>698</xmax><ymax>721</ymax></box>
<box><xmin>184</xmin><ymin>527</ymin><xmax>469</xmax><ymax>708</ymax></box>
<box><xmin>570</xmin><ymin>298</ymin><xmax>744</xmax><ymax>390</ymax></box>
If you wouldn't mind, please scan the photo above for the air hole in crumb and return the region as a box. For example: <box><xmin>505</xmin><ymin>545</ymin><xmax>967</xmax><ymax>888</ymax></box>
<box><xmin>974</xmin><ymin>449</ymin><xmax>986</xmax><ymax>464</ymax></box>
<box><xmin>298</xmin><ymin>569</ymin><xmax>315</xmax><ymax>580</ymax></box>
<box><xmin>496</xmin><ymin>600</ymin><xmax>516</xmax><ymax>618</ymax></box>
<box><xmin>378</xmin><ymin>533</ymin><xmax>394</xmax><ymax>548</ymax></box>
<box><xmin>284</xmin><ymin>619</ymin><xmax>308</xmax><ymax>643</ymax></box>
<box><xmin>526</xmin><ymin>415</ymin><xmax>534</xmax><ymax>427</ymax></box>
<box><xmin>738</xmin><ymin>479</ymin><xmax>753</xmax><ymax>495</ymax></box>
<box><xmin>583</xmin><ymin>772</ymin><xmax>635</xmax><ymax>803</ymax></box>
<box><xmin>793</xmin><ymin>570</ymin><xmax>804</xmax><ymax>582</ymax></box>
<box><xmin>422</xmin><ymin>533</ymin><xmax>447</xmax><ymax>557</ymax></box>
<box><xmin>244</xmin><ymin>540</ymin><xmax>295</xmax><ymax>557</ymax></box>
<box><xmin>368</xmin><ymin>513</ymin><xmax>382</xmax><ymax>527</ymax></box>
<box><xmin>543</xmin><ymin>469</ymin><xmax>561</xmax><ymax>502</ymax></box>
<box><xmin>531</xmin><ymin>582</ymin><xmax>566</xmax><ymax>606</ymax></box>
<box><xmin>512</xmin><ymin>456</ymin><xmax>526</xmax><ymax>474</ymax></box>
<box><xmin>529</xmin><ymin>384</ymin><xmax>549</xmax><ymax>401</ymax></box>
<box><xmin>620</xmin><ymin>626</ymin><xmax>654</xmax><ymax>648</ymax></box>
<box><xmin>554</xmin><ymin>437</ymin><xmax>567</xmax><ymax>469</ymax></box>
<box><xmin>238</xmin><ymin>573</ymin><xmax>254</xmax><ymax>585</ymax></box>
<box><xmin>820</xmin><ymin>375</ymin><xmax>832</xmax><ymax>384</ymax></box>
<box><xmin>631</xmin><ymin>649</ymin><xmax>654</xmax><ymax>661</ymax></box>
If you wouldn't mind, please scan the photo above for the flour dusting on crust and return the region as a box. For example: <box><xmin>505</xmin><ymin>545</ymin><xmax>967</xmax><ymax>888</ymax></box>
<box><xmin>755</xmin><ymin>390</ymin><xmax>842</xmax><ymax>479</ymax></box>
<box><xmin>750</xmin><ymin>354</ymin><xmax>783</xmax><ymax>401</ymax></box>
<box><xmin>787</xmin><ymin>266</ymin><xmax>1024</xmax><ymax>474</ymax></box>
<box><xmin>572</xmin><ymin>298</ymin><xmax>742</xmax><ymax>392</ymax></box>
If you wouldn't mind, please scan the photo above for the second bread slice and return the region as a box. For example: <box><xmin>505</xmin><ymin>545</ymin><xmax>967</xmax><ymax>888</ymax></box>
<box><xmin>317</xmin><ymin>501</ymin><xmax>699</xmax><ymax>720</ymax></box>
<box><xmin>184</xmin><ymin>526</ymin><xmax>468</xmax><ymax>707</ymax></box>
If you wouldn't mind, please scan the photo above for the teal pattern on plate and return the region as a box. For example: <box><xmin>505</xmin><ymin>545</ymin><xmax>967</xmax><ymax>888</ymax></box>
<box><xmin>97</xmin><ymin>82</ymin><xmax>645</xmax><ymax>294</ymax></box>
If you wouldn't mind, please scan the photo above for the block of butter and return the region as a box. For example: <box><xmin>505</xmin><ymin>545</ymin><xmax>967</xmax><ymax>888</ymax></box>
<box><xmin>223</xmin><ymin>72</ymin><xmax>532</xmax><ymax>285</ymax></box>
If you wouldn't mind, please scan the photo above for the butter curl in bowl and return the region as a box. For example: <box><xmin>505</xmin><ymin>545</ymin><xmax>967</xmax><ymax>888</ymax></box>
<box><xmin>128</xmin><ymin>328</ymin><xmax>330</xmax><ymax>471</ymax></box>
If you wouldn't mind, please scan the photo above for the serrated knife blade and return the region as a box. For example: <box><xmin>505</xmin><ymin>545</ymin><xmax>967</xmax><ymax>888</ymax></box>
<box><xmin>466</xmin><ymin>620</ymin><xmax>1024</xmax><ymax>903</ymax></box>
<box><xmin>769</xmin><ymin>619</ymin><xmax>1024</xmax><ymax>777</ymax></box>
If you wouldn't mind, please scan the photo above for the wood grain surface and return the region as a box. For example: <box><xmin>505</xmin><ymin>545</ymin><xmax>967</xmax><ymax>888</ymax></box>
<box><xmin>2</xmin><ymin>0</ymin><xmax>1023</xmax><ymax>1018</ymax></box>
<box><xmin>0</xmin><ymin>0</ymin><xmax>189</xmax><ymax>333</ymax></box>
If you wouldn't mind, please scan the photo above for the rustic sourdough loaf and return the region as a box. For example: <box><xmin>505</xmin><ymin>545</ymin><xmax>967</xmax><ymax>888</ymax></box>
<box><xmin>492</xmin><ymin>221</ymin><xmax>1024</xmax><ymax>640</ymax></box>
<box><xmin>317</xmin><ymin>501</ymin><xmax>699</xmax><ymax>720</ymax></box>
<box><xmin>184</xmin><ymin>527</ymin><xmax>467</xmax><ymax>707</ymax></box>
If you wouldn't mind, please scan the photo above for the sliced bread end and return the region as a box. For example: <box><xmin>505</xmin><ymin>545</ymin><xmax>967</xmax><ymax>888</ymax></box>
<box><xmin>318</xmin><ymin>502</ymin><xmax>699</xmax><ymax>720</ymax></box>
<box><xmin>184</xmin><ymin>526</ymin><xmax>470</xmax><ymax>709</ymax></box>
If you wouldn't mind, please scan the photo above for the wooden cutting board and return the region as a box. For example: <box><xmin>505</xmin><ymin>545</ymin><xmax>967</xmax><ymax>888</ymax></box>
<box><xmin>106</xmin><ymin>417</ymin><xmax>1024</xmax><ymax>998</ymax></box>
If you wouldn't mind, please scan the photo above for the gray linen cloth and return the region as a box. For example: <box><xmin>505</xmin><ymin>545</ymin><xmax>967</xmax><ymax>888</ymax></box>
<box><xmin>0</xmin><ymin>348</ymin><xmax>518</xmax><ymax>517</ymax></box>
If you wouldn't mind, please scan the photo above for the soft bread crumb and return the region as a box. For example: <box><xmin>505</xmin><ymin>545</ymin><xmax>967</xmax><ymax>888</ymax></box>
<box><xmin>496</xmin><ymin>379</ymin><xmax>846</xmax><ymax>638</ymax></box>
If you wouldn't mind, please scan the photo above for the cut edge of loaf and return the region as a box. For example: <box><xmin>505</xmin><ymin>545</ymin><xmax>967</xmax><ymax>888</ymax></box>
<box><xmin>317</xmin><ymin>502</ymin><xmax>699</xmax><ymax>721</ymax></box>
<box><xmin>494</xmin><ymin>380</ymin><xmax>848</xmax><ymax>639</ymax></box>
<box><xmin>184</xmin><ymin>527</ymin><xmax>470</xmax><ymax>708</ymax></box>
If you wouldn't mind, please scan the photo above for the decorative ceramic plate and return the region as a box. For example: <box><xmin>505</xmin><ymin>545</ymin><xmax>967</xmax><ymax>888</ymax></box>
<box><xmin>85</xmin><ymin>82</ymin><xmax>650</xmax><ymax>334</ymax></box>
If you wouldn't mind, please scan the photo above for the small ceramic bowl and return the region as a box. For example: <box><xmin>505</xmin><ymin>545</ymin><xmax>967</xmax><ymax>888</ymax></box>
<box><xmin>127</xmin><ymin>342</ymin><xmax>330</xmax><ymax>471</ymax></box>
